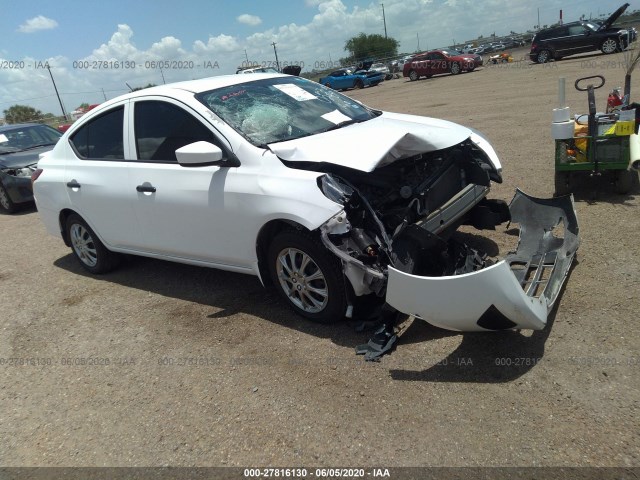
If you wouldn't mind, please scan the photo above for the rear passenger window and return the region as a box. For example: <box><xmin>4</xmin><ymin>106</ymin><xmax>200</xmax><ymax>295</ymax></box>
<box><xmin>70</xmin><ymin>107</ymin><xmax>124</xmax><ymax>160</ymax></box>
<box><xmin>134</xmin><ymin>101</ymin><xmax>217</xmax><ymax>162</ymax></box>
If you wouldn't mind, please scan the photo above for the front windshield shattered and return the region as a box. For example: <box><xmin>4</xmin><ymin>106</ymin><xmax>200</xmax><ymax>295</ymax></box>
<box><xmin>197</xmin><ymin>76</ymin><xmax>376</xmax><ymax>146</ymax></box>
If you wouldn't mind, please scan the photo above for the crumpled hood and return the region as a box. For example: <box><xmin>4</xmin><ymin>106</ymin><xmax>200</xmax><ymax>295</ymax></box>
<box><xmin>0</xmin><ymin>146</ymin><xmax>50</xmax><ymax>169</ymax></box>
<box><xmin>270</xmin><ymin>112</ymin><xmax>472</xmax><ymax>172</ymax></box>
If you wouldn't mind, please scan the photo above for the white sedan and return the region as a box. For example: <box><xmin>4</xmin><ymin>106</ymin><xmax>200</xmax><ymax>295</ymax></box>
<box><xmin>33</xmin><ymin>73</ymin><xmax>579</xmax><ymax>331</ymax></box>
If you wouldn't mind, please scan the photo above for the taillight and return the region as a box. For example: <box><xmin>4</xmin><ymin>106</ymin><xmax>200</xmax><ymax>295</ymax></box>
<box><xmin>31</xmin><ymin>168</ymin><xmax>43</xmax><ymax>185</ymax></box>
<box><xmin>531</xmin><ymin>43</ymin><xmax>537</xmax><ymax>51</ymax></box>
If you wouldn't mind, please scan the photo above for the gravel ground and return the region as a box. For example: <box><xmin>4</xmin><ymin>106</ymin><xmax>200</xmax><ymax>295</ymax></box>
<box><xmin>1</xmin><ymin>47</ymin><xmax>639</xmax><ymax>469</ymax></box>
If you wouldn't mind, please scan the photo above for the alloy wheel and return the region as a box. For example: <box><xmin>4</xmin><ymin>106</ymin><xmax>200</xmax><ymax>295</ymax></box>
<box><xmin>275</xmin><ymin>247</ymin><xmax>328</xmax><ymax>314</ymax></box>
<box><xmin>70</xmin><ymin>223</ymin><xmax>98</xmax><ymax>267</ymax></box>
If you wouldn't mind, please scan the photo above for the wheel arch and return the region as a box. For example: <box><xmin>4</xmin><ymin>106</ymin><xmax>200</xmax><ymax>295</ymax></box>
<box><xmin>59</xmin><ymin>208</ymin><xmax>78</xmax><ymax>247</ymax></box>
<box><xmin>255</xmin><ymin>219</ymin><xmax>310</xmax><ymax>287</ymax></box>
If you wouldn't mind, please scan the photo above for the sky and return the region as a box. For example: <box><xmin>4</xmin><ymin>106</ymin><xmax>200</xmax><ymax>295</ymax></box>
<box><xmin>0</xmin><ymin>0</ymin><xmax>633</xmax><ymax>118</ymax></box>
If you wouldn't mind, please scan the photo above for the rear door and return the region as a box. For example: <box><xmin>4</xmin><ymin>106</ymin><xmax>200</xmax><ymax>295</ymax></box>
<box><xmin>64</xmin><ymin>102</ymin><xmax>142</xmax><ymax>248</ymax></box>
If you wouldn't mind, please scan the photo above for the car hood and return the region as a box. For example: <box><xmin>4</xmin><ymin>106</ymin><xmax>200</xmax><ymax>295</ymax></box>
<box><xmin>0</xmin><ymin>145</ymin><xmax>52</xmax><ymax>168</ymax></box>
<box><xmin>601</xmin><ymin>2</ymin><xmax>629</xmax><ymax>30</ymax></box>
<box><xmin>270</xmin><ymin>112</ymin><xmax>472</xmax><ymax>172</ymax></box>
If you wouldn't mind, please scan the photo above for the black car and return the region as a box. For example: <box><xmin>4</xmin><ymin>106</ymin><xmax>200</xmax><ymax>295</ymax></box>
<box><xmin>530</xmin><ymin>3</ymin><xmax>636</xmax><ymax>63</ymax></box>
<box><xmin>0</xmin><ymin>123</ymin><xmax>62</xmax><ymax>213</ymax></box>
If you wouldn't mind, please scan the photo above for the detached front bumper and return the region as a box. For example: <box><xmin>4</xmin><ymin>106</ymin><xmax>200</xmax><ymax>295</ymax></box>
<box><xmin>1</xmin><ymin>173</ymin><xmax>34</xmax><ymax>205</ymax></box>
<box><xmin>386</xmin><ymin>190</ymin><xmax>580</xmax><ymax>331</ymax></box>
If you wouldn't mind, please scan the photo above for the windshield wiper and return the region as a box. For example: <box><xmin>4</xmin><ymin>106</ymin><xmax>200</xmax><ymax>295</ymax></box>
<box><xmin>321</xmin><ymin>118</ymin><xmax>364</xmax><ymax>133</ymax></box>
<box><xmin>19</xmin><ymin>143</ymin><xmax>56</xmax><ymax>151</ymax></box>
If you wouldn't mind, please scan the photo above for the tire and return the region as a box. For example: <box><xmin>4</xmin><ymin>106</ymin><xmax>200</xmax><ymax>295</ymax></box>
<box><xmin>537</xmin><ymin>49</ymin><xmax>551</xmax><ymax>63</ymax></box>
<box><xmin>323</xmin><ymin>82</ymin><xmax>332</xmax><ymax>88</ymax></box>
<box><xmin>554</xmin><ymin>171</ymin><xmax>571</xmax><ymax>196</ymax></box>
<box><xmin>601</xmin><ymin>38</ymin><xmax>619</xmax><ymax>54</ymax></box>
<box><xmin>615</xmin><ymin>169</ymin><xmax>635</xmax><ymax>194</ymax></box>
<box><xmin>354</xmin><ymin>79</ymin><xmax>364</xmax><ymax>89</ymax></box>
<box><xmin>450</xmin><ymin>62</ymin><xmax>461</xmax><ymax>75</ymax></box>
<box><xmin>467</xmin><ymin>64</ymin><xmax>476</xmax><ymax>72</ymax></box>
<box><xmin>66</xmin><ymin>213</ymin><xmax>120</xmax><ymax>274</ymax></box>
<box><xmin>408</xmin><ymin>70</ymin><xmax>419</xmax><ymax>81</ymax></box>
<box><xmin>0</xmin><ymin>183</ymin><xmax>17</xmax><ymax>214</ymax></box>
<box><xmin>267</xmin><ymin>229</ymin><xmax>347</xmax><ymax>324</ymax></box>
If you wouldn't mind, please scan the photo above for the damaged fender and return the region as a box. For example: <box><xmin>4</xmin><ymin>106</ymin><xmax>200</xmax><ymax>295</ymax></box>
<box><xmin>385</xmin><ymin>190</ymin><xmax>580</xmax><ymax>331</ymax></box>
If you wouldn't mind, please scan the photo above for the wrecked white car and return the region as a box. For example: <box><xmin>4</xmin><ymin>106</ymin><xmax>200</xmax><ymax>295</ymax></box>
<box><xmin>33</xmin><ymin>74</ymin><xmax>579</xmax><ymax>338</ymax></box>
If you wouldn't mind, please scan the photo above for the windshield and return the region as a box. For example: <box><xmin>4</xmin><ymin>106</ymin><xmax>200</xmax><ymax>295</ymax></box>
<box><xmin>197</xmin><ymin>76</ymin><xmax>377</xmax><ymax>146</ymax></box>
<box><xmin>0</xmin><ymin>124</ymin><xmax>62</xmax><ymax>154</ymax></box>
<box><xmin>444</xmin><ymin>49</ymin><xmax>462</xmax><ymax>56</ymax></box>
<box><xmin>584</xmin><ymin>22</ymin><xmax>600</xmax><ymax>31</ymax></box>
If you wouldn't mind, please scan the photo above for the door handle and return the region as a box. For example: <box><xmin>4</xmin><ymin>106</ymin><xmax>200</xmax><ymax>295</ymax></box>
<box><xmin>66</xmin><ymin>180</ymin><xmax>81</xmax><ymax>189</ymax></box>
<box><xmin>136</xmin><ymin>184</ymin><xmax>157</xmax><ymax>193</ymax></box>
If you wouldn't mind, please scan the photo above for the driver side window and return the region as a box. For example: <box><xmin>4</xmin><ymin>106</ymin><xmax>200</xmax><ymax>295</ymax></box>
<box><xmin>134</xmin><ymin>100</ymin><xmax>219</xmax><ymax>162</ymax></box>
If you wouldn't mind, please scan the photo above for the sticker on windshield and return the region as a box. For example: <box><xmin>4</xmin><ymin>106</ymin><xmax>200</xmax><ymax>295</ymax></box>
<box><xmin>274</xmin><ymin>84</ymin><xmax>317</xmax><ymax>101</ymax></box>
<box><xmin>321</xmin><ymin>109</ymin><xmax>352</xmax><ymax>125</ymax></box>
<box><xmin>0</xmin><ymin>134</ymin><xmax>8</xmax><ymax>143</ymax></box>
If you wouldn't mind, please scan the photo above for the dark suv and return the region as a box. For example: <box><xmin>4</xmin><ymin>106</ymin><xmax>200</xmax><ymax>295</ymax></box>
<box><xmin>529</xmin><ymin>3</ymin><xmax>636</xmax><ymax>63</ymax></box>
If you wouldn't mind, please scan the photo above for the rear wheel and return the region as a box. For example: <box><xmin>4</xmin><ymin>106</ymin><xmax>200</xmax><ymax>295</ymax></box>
<box><xmin>450</xmin><ymin>62</ymin><xmax>461</xmax><ymax>75</ymax></box>
<box><xmin>601</xmin><ymin>38</ymin><xmax>619</xmax><ymax>54</ymax></box>
<box><xmin>0</xmin><ymin>183</ymin><xmax>17</xmax><ymax>214</ymax></box>
<box><xmin>537</xmin><ymin>49</ymin><xmax>551</xmax><ymax>63</ymax></box>
<box><xmin>408</xmin><ymin>70</ymin><xmax>419</xmax><ymax>81</ymax></box>
<box><xmin>267</xmin><ymin>229</ymin><xmax>347</xmax><ymax>324</ymax></box>
<box><xmin>615</xmin><ymin>169</ymin><xmax>635</xmax><ymax>194</ymax></box>
<box><xmin>66</xmin><ymin>214</ymin><xmax>120</xmax><ymax>274</ymax></box>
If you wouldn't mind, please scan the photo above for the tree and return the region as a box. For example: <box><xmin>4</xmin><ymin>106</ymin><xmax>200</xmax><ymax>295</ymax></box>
<box><xmin>3</xmin><ymin>105</ymin><xmax>44</xmax><ymax>124</ymax></box>
<box><xmin>77</xmin><ymin>103</ymin><xmax>90</xmax><ymax>111</ymax></box>
<box><xmin>342</xmin><ymin>33</ymin><xmax>399</xmax><ymax>64</ymax></box>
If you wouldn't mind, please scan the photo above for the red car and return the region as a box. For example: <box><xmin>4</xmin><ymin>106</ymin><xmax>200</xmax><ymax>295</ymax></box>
<box><xmin>403</xmin><ymin>49</ymin><xmax>478</xmax><ymax>81</ymax></box>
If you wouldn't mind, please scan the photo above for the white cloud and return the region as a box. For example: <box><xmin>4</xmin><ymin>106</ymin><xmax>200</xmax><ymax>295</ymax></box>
<box><xmin>17</xmin><ymin>15</ymin><xmax>58</xmax><ymax>33</ymax></box>
<box><xmin>237</xmin><ymin>14</ymin><xmax>262</xmax><ymax>26</ymax></box>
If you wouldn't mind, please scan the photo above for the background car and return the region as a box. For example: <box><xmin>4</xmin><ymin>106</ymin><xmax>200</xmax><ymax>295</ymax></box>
<box><xmin>319</xmin><ymin>68</ymin><xmax>383</xmax><ymax>89</ymax></box>
<box><xmin>0</xmin><ymin>123</ymin><xmax>61</xmax><ymax>213</ymax></box>
<box><xmin>530</xmin><ymin>3</ymin><xmax>637</xmax><ymax>63</ymax></box>
<box><xmin>403</xmin><ymin>49</ymin><xmax>478</xmax><ymax>80</ymax></box>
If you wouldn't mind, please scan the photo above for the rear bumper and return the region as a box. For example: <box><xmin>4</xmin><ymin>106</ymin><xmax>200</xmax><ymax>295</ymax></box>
<box><xmin>385</xmin><ymin>190</ymin><xmax>580</xmax><ymax>331</ymax></box>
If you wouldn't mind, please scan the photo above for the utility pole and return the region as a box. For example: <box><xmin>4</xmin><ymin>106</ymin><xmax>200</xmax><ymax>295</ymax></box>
<box><xmin>417</xmin><ymin>33</ymin><xmax>420</xmax><ymax>51</ymax></box>
<box><xmin>537</xmin><ymin>7</ymin><xmax>540</xmax><ymax>29</ymax></box>
<box><xmin>244</xmin><ymin>49</ymin><xmax>249</xmax><ymax>63</ymax></box>
<box><xmin>46</xmin><ymin>64</ymin><xmax>68</xmax><ymax>121</ymax></box>
<box><xmin>101</xmin><ymin>88</ymin><xmax>107</xmax><ymax>101</ymax></box>
<box><xmin>381</xmin><ymin>3</ymin><xmax>387</xmax><ymax>38</ymax></box>
<box><xmin>271</xmin><ymin>42</ymin><xmax>280</xmax><ymax>71</ymax></box>
<box><xmin>159</xmin><ymin>67</ymin><xmax>166</xmax><ymax>84</ymax></box>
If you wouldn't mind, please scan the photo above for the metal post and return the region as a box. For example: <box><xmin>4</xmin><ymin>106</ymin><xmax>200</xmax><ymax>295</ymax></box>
<box><xmin>381</xmin><ymin>3</ymin><xmax>387</xmax><ymax>38</ymax></box>
<box><xmin>46</xmin><ymin>64</ymin><xmax>68</xmax><ymax>121</ymax></box>
<box><xmin>271</xmin><ymin>42</ymin><xmax>280</xmax><ymax>71</ymax></box>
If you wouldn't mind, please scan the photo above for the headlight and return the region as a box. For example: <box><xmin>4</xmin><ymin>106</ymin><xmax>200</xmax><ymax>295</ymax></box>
<box><xmin>2</xmin><ymin>167</ymin><xmax>34</xmax><ymax>177</ymax></box>
<box><xmin>317</xmin><ymin>174</ymin><xmax>354</xmax><ymax>205</ymax></box>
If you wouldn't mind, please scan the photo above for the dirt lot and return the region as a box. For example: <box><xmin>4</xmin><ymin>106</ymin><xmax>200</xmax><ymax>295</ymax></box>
<box><xmin>1</xmin><ymin>47</ymin><xmax>639</xmax><ymax>469</ymax></box>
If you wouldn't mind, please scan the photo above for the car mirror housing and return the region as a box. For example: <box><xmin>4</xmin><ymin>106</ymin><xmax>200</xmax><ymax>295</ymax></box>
<box><xmin>175</xmin><ymin>141</ymin><xmax>239</xmax><ymax>167</ymax></box>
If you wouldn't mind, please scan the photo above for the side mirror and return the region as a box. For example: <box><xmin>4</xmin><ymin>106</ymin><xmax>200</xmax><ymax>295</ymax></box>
<box><xmin>175</xmin><ymin>141</ymin><xmax>239</xmax><ymax>167</ymax></box>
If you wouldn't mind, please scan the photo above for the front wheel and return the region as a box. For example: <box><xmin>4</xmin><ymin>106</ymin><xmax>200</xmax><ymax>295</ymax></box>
<box><xmin>354</xmin><ymin>79</ymin><xmax>364</xmax><ymax>89</ymax></box>
<box><xmin>601</xmin><ymin>38</ymin><xmax>619</xmax><ymax>54</ymax></box>
<box><xmin>408</xmin><ymin>70</ymin><xmax>419</xmax><ymax>81</ymax></box>
<box><xmin>537</xmin><ymin>49</ymin><xmax>551</xmax><ymax>63</ymax></box>
<box><xmin>450</xmin><ymin>62</ymin><xmax>461</xmax><ymax>75</ymax></box>
<box><xmin>0</xmin><ymin>183</ymin><xmax>17</xmax><ymax>214</ymax></box>
<box><xmin>66</xmin><ymin>214</ymin><xmax>120</xmax><ymax>274</ymax></box>
<box><xmin>267</xmin><ymin>230</ymin><xmax>347</xmax><ymax>323</ymax></box>
<box><xmin>554</xmin><ymin>171</ymin><xmax>571</xmax><ymax>196</ymax></box>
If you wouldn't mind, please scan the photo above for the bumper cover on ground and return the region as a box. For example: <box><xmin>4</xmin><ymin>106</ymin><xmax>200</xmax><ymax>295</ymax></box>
<box><xmin>385</xmin><ymin>189</ymin><xmax>580</xmax><ymax>331</ymax></box>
